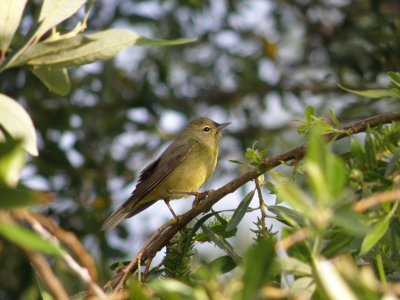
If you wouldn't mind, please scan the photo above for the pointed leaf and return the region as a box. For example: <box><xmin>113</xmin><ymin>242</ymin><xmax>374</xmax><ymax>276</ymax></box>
<box><xmin>13</xmin><ymin>34</ymin><xmax>89</xmax><ymax>67</ymax></box>
<box><xmin>226</xmin><ymin>189</ymin><xmax>255</xmax><ymax>231</ymax></box>
<box><xmin>201</xmin><ymin>225</ymin><xmax>241</xmax><ymax>264</ymax></box>
<box><xmin>0</xmin><ymin>0</ymin><xmax>27</xmax><ymax>53</ymax></box>
<box><xmin>27</xmin><ymin>29</ymin><xmax>139</xmax><ymax>67</ymax></box>
<box><xmin>0</xmin><ymin>186</ymin><xmax>52</xmax><ymax>208</ymax></box>
<box><xmin>32</xmin><ymin>66</ymin><xmax>71</xmax><ymax>96</ymax></box>
<box><xmin>360</xmin><ymin>218</ymin><xmax>389</xmax><ymax>256</ymax></box>
<box><xmin>136</xmin><ymin>36</ymin><xmax>197</xmax><ymax>46</ymax></box>
<box><xmin>242</xmin><ymin>238</ymin><xmax>275</xmax><ymax>300</ymax></box>
<box><xmin>0</xmin><ymin>220</ymin><xmax>62</xmax><ymax>255</ymax></box>
<box><xmin>36</xmin><ymin>0</ymin><xmax>87</xmax><ymax>39</ymax></box>
<box><xmin>0</xmin><ymin>140</ymin><xmax>25</xmax><ymax>187</ymax></box>
<box><xmin>0</xmin><ymin>94</ymin><xmax>38</xmax><ymax>156</ymax></box>
<box><xmin>338</xmin><ymin>84</ymin><xmax>400</xmax><ymax>99</ymax></box>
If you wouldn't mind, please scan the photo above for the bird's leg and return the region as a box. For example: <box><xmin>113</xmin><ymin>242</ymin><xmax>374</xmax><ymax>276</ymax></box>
<box><xmin>163</xmin><ymin>199</ymin><xmax>179</xmax><ymax>221</ymax></box>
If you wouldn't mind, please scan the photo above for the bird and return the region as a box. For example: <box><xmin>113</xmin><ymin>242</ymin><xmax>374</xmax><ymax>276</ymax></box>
<box><xmin>101</xmin><ymin>117</ymin><xmax>230</xmax><ymax>231</ymax></box>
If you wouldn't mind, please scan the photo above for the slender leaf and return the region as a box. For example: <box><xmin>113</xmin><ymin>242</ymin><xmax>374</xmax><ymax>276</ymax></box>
<box><xmin>0</xmin><ymin>221</ymin><xmax>62</xmax><ymax>255</ymax></box>
<box><xmin>12</xmin><ymin>34</ymin><xmax>89</xmax><ymax>67</ymax></box>
<box><xmin>315</xmin><ymin>259</ymin><xmax>358</xmax><ymax>300</ymax></box>
<box><xmin>0</xmin><ymin>94</ymin><xmax>38</xmax><ymax>156</ymax></box>
<box><xmin>338</xmin><ymin>84</ymin><xmax>400</xmax><ymax>99</ymax></box>
<box><xmin>268</xmin><ymin>205</ymin><xmax>305</xmax><ymax>226</ymax></box>
<box><xmin>331</xmin><ymin>208</ymin><xmax>367</xmax><ymax>237</ymax></box>
<box><xmin>275</xmin><ymin>256</ymin><xmax>312</xmax><ymax>277</ymax></box>
<box><xmin>360</xmin><ymin>218</ymin><xmax>389</xmax><ymax>256</ymax></box>
<box><xmin>0</xmin><ymin>0</ymin><xmax>27</xmax><ymax>53</ymax></box>
<box><xmin>326</xmin><ymin>153</ymin><xmax>346</xmax><ymax>199</ymax></box>
<box><xmin>385</xmin><ymin>148</ymin><xmax>400</xmax><ymax>177</ymax></box>
<box><xmin>36</xmin><ymin>0</ymin><xmax>87</xmax><ymax>40</ymax></box>
<box><xmin>0</xmin><ymin>186</ymin><xmax>52</xmax><ymax>208</ymax></box>
<box><xmin>136</xmin><ymin>36</ymin><xmax>197</xmax><ymax>46</ymax></box>
<box><xmin>27</xmin><ymin>29</ymin><xmax>139</xmax><ymax>67</ymax></box>
<box><xmin>32</xmin><ymin>66</ymin><xmax>71</xmax><ymax>96</ymax></box>
<box><xmin>226</xmin><ymin>189</ymin><xmax>255</xmax><ymax>231</ymax></box>
<box><xmin>241</xmin><ymin>238</ymin><xmax>275</xmax><ymax>300</ymax></box>
<box><xmin>201</xmin><ymin>225</ymin><xmax>241</xmax><ymax>264</ymax></box>
<box><xmin>0</xmin><ymin>140</ymin><xmax>25</xmax><ymax>187</ymax></box>
<box><xmin>148</xmin><ymin>279</ymin><xmax>195</xmax><ymax>297</ymax></box>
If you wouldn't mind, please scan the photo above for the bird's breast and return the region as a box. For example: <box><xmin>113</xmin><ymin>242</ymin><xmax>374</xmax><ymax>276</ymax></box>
<box><xmin>163</xmin><ymin>144</ymin><xmax>217</xmax><ymax>198</ymax></box>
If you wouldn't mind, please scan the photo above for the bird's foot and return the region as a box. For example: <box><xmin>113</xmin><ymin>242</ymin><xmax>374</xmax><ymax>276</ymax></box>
<box><xmin>193</xmin><ymin>189</ymin><xmax>215</xmax><ymax>207</ymax></box>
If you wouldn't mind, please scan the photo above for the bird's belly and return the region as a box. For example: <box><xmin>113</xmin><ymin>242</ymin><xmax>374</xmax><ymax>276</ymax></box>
<box><xmin>148</xmin><ymin>150</ymin><xmax>215</xmax><ymax>201</ymax></box>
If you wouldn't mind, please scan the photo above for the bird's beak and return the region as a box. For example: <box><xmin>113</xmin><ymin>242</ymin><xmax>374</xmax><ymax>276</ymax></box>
<box><xmin>216</xmin><ymin>122</ymin><xmax>231</xmax><ymax>131</ymax></box>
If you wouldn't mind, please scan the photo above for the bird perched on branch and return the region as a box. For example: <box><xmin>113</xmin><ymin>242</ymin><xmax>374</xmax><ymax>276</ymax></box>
<box><xmin>101</xmin><ymin>117</ymin><xmax>230</xmax><ymax>231</ymax></box>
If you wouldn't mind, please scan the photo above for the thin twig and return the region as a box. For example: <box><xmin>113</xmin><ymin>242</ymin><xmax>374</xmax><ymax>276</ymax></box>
<box><xmin>352</xmin><ymin>189</ymin><xmax>400</xmax><ymax>212</ymax></box>
<box><xmin>111</xmin><ymin>219</ymin><xmax>176</xmax><ymax>292</ymax></box>
<box><xmin>26</xmin><ymin>250</ymin><xmax>70</xmax><ymax>300</ymax></box>
<box><xmin>275</xmin><ymin>228</ymin><xmax>311</xmax><ymax>251</ymax></box>
<box><xmin>108</xmin><ymin>111</ymin><xmax>400</xmax><ymax>289</ymax></box>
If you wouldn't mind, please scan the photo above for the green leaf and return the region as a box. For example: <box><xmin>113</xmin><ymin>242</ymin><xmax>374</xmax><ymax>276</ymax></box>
<box><xmin>32</xmin><ymin>66</ymin><xmax>71</xmax><ymax>96</ymax></box>
<box><xmin>385</xmin><ymin>148</ymin><xmax>400</xmax><ymax>177</ymax></box>
<box><xmin>331</xmin><ymin>208</ymin><xmax>367</xmax><ymax>237</ymax></box>
<box><xmin>0</xmin><ymin>186</ymin><xmax>51</xmax><ymax>208</ymax></box>
<box><xmin>329</xmin><ymin>109</ymin><xmax>342</xmax><ymax>129</ymax></box>
<box><xmin>136</xmin><ymin>36</ymin><xmax>197</xmax><ymax>46</ymax></box>
<box><xmin>241</xmin><ymin>238</ymin><xmax>275</xmax><ymax>300</ymax></box>
<box><xmin>272</xmin><ymin>172</ymin><xmax>315</xmax><ymax>216</ymax></box>
<box><xmin>226</xmin><ymin>189</ymin><xmax>255</xmax><ymax>231</ymax></box>
<box><xmin>0</xmin><ymin>94</ymin><xmax>38</xmax><ymax>156</ymax></box>
<box><xmin>338</xmin><ymin>84</ymin><xmax>400</xmax><ymax>99</ymax></box>
<box><xmin>201</xmin><ymin>225</ymin><xmax>241</xmax><ymax>264</ymax></box>
<box><xmin>322</xmin><ymin>232</ymin><xmax>356</xmax><ymax>258</ymax></box>
<box><xmin>267</xmin><ymin>205</ymin><xmax>305</xmax><ymax>227</ymax></box>
<box><xmin>305</xmin><ymin>132</ymin><xmax>328</xmax><ymax>204</ymax></box>
<box><xmin>12</xmin><ymin>34</ymin><xmax>89</xmax><ymax>67</ymax></box>
<box><xmin>36</xmin><ymin>0</ymin><xmax>87</xmax><ymax>40</ymax></box>
<box><xmin>275</xmin><ymin>256</ymin><xmax>312</xmax><ymax>277</ymax></box>
<box><xmin>350</xmin><ymin>138</ymin><xmax>366</xmax><ymax>163</ymax></box>
<box><xmin>326</xmin><ymin>153</ymin><xmax>346</xmax><ymax>199</ymax></box>
<box><xmin>128</xmin><ymin>280</ymin><xmax>148</xmax><ymax>300</ymax></box>
<box><xmin>0</xmin><ymin>0</ymin><xmax>27</xmax><ymax>53</ymax></box>
<box><xmin>0</xmin><ymin>140</ymin><xmax>25</xmax><ymax>187</ymax></box>
<box><xmin>148</xmin><ymin>279</ymin><xmax>195</xmax><ymax>298</ymax></box>
<box><xmin>195</xmin><ymin>255</ymin><xmax>237</xmax><ymax>276</ymax></box>
<box><xmin>0</xmin><ymin>220</ymin><xmax>62</xmax><ymax>255</ymax></box>
<box><xmin>359</xmin><ymin>218</ymin><xmax>389</xmax><ymax>256</ymax></box>
<box><xmin>26</xmin><ymin>29</ymin><xmax>139</xmax><ymax>68</ymax></box>
<box><xmin>388</xmin><ymin>71</ymin><xmax>400</xmax><ymax>89</ymax></box>
<box><xmin>304</xmin><ymin>106</ymin><xmax>315</xmax><ymax>122</ymax></box>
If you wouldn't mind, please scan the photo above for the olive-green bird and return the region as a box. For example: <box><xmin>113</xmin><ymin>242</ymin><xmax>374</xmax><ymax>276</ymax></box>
<box><xmin>101</xmin><ymin>117</ymin><xmax>230</xmax><ymax>231</ymax></box>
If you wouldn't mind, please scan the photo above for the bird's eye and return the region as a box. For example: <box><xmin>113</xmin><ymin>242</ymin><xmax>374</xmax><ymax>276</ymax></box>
<box><xmin>203</xmin><ymin>126</ymin><xmax>211</xmax><ymax>132</ymax></box>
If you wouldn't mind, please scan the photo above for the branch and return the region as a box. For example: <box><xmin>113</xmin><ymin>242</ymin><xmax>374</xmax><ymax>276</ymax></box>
<box><xmin>110</xmin><ymin>111</ymin><xmax>400</xmax><ymax>292</ymax></box>
<box><xmin>25</xmin><ymin>250</ymin><xmax>70</xmax><ymax>300</ymax></box>
<box><xmin>13</xmin><ymin>210</ymin><xmax>106</xmax><ymax>299</ymax></box>
<box><xmin>353</xmin><ymin>189</ymin><xmax>400</xmax><ymax>212</ymax></box>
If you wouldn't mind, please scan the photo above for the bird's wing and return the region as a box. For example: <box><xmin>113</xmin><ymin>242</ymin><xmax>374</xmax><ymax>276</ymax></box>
<box><xmin>101</xmin><ymin>141</ymin><xmax>194</xmax><ymax>231</ymax></box>
<box><xmin>126</xmin><ymin>141</ymin><xmax>194</xmax><ymax>205</ymax></box>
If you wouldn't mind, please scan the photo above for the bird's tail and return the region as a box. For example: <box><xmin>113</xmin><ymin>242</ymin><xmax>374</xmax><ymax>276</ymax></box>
<box><xmin>101</xmin><ymin>205</ymin><xmax>130</xmax><ymax>232</ymax></box>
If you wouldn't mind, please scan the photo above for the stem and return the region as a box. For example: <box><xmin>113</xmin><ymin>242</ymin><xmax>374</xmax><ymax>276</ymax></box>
<box><xmin>255</xmin><ymin>178</ymin><xmax>267</xmax><ymax>231</ymax></box>
<box><xmin>376</xmin><ymin>252</ymin><xmax>386</xmax><ymax>285</ymax></box>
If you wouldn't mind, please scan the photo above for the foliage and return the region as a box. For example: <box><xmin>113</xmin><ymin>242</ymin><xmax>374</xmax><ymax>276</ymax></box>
<box><xmin>1</xmin><ymin>0</ymin><xmax>400</xmax><ymax>299</ymax></box>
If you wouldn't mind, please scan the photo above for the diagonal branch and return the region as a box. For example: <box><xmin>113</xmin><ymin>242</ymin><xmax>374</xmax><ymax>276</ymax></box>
<box><xmin>110</xmin><ymin>111</ymin><xmax>400</xmax><ymax>292</ymax></box>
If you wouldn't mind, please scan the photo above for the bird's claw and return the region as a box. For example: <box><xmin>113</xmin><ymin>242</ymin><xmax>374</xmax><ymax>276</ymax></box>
<box><xmin>193</xmin><ymin>189</ymin><xmax>215</xmax><ymax>207</ymax></box>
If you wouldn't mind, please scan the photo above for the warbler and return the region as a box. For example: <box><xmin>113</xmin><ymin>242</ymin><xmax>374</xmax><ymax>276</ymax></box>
<box><xmin>101</xmin><ymin>117</ymin><xmax>230</xmax><ymax>231</ymax></box>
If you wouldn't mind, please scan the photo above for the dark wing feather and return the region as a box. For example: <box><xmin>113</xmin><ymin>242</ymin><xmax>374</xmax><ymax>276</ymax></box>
<box><xmin>123</xmin><ymin>141</ymin><xmax>194</xmax><ymax>207</ymax></box>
